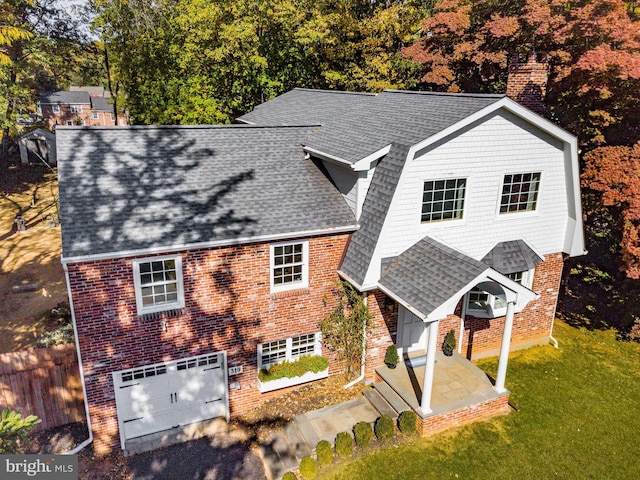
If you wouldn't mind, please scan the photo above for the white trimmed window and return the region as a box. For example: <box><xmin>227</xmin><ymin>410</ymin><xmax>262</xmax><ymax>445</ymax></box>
<box><xmin>467</xmin><ymin>271</ymin><xmax>532</xmax><ymax>318</ymax></box>
<box><xmin>70</xmin><ymin>104</ymin><xmax>83</xmax><ymax>113</ymax></box>
<box><xmin>65</xmin><ymin>120</ymin><xmax>73</xmax><ymax>126</ymax></box>
<box><xmin>111</xmin><ymin>113</ymin><xmax>116</xmax><ymax>121</ymax></box>
<box><xmin>421</xmin><ymin>178</ymin><xmax>466</xmax><ymax>223</ymax></box>
<box><xmin>500</xmin><ymin>172</ymin><xmax>541</xmax><ymax>214</ymax></box>
<box><xmin>52</xmin><ymin>105</ymin><xmax>60</xmax><ymax>114</ymax></box>
<box><xmin>133</xmin><ymin>255</ymin><xmax>185</xmax><ymax>315</ymax></box>
<box><xmin>92</xmin><ymin>112</ymin><xmax>99</xmax><ymax>119</ymax></box>
<box><xmin>270</xmin><ymin>240</ymin><xmax>308</xmax><ymax>292</ymax></box>
<box><xmin>258</xmin><ymin>332</ymin><xmax>322</xmax><ymax>371</ymax></box>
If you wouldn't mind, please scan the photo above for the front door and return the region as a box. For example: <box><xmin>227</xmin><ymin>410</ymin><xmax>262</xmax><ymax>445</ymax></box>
<box><xmin>397</xmin><ymin>306</ymin><xmax>427</xmax><ymax>354</ymax></box>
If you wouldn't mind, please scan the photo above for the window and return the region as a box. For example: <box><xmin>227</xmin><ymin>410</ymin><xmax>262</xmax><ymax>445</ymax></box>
<box><xmin>70</xmin><ymin>104</ymin><xmax>83</xmax><ymax>113</ymax></box>
<box><xmin>110</xmin><ymin>113</ymin><xmax>116</xmax><ymax>121</ymax></box>
<box><xmin>270</xmin><ymin>241</ymin><xmax>308</xmax><ymax>292</ymax></box>
<box><xmin>52</xmin><ymin>105</ymin><xmax>60</xmax><ymax>114</ymax></box>
<box><xmin>66</xmin><ymin>121</ymin><xmax>73</xmax><ymax>126</ymax></box>
<box><xmin>500</xmin><ymin>172</ymin><xmax>541</xmax><ymax>213</ymax></box>
<box><xmin>133</xmin><ymin>255</ymin><xmax>185</xmax><ymax>315</ymax></box>
<box><xmin>92</xmin><ymin>112</ymin><xmax>99</xmax><ymax>120</ymax></box>
<box><xmin>258</xmin><ymin>333</ymin><xmax>321</xmax><ymax>371</ymax></box>
<box><xmin>466</xmin><ymin>271</ymin><xmax>530</xmax><ymax>318</ymax></box>
<box><xmin>421</xmin><ymin>178</ymin><xmax>466</xmax><ymax>223</ymax></box>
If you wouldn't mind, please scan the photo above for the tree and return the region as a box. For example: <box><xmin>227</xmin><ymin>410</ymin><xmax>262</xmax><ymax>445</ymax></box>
<box><xmin>91</xmin><ymin>0</ymin><xmax>424</xmax><ymax>124</ymax></box>
<box><xmin>320</xmin><ymin>281</ymin><xmax>372</xmax><ymax>380</ymax></box>
<box><xmin>582</xmin><ymin>143</ymin><xmax>640</xmax><ymax>278</ymax></box>
<box><xmin>402</xmin><ymin>0</ymin><xmax>640</xmax><ymax>149</ymax></box>
<box><xmin>0</xmin><ymin>408</ymin><xmax>41</xmax><ymax>454</ymax></box>
<box><xmin>0</xmin><ymin>0</ymin><xmax>84</xmax><ymax>161</ymax></box>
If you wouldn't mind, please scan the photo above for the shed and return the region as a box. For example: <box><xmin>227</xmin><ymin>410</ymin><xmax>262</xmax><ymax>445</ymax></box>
<box><xmin>18</xmin><ymin>129</ymin><xmax>56</xmax><ymax>166</ymax></box>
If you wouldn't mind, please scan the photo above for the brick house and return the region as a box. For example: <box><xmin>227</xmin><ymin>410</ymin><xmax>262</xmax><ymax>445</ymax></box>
<box><xmin>57</xmin><ymin>83</ymin><xmax>584</xmax><ymax>453</ymax></box>
<box><xmin>39</xmin><ymin>89</ymin><xmax>127</xmax><ymax>128</ymax></box>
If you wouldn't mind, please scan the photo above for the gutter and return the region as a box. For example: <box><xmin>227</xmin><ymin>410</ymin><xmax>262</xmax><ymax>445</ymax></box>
<box><xmin>61</xmin><ymin>260</ymin><xmax>93</xmax><ymax>454</ymax></box>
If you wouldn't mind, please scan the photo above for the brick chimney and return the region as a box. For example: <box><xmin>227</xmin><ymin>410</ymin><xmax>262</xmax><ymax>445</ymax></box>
<box><xmin>506</xmin><ymin>51</ymin><xmax>548</xmax><ymax>115</ymax></box>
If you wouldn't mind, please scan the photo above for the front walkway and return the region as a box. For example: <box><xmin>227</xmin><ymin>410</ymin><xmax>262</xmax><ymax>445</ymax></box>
<box><xmin>376</xmin><ymin>350</ymin><xmax>503</xmax><ymax>416</ymax></box>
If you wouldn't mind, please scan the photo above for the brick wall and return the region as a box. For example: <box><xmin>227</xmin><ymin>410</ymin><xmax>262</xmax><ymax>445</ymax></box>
<box><xmin>68</xmin><ymin>233</ymin><xmax>349</xmax><ymax>453</ymax></box>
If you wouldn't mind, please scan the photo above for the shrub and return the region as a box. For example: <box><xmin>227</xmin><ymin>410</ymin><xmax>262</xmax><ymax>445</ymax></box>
<box><xmin>315</xmin><ymin>440</ymin><xmax>334</xmax><ymax>466</ymax></box>
<box><xmin>0</xmin><ymin>409</ymin><xmax>41</xmax><ymax>454</ymax></box>
<box><xmin>384</xmin><ymin>344</ymin><xmax>399</xmax><ymax>367</ymax></box>
<box><xmin>258</xmin><ymin>355</ymin><xmax>329</xmax><ymax>382</ymax></box>
<box><xmin>299</xmin><ymin>456</ymin><xmax>318</xmax><ymax>479</ymax></box>
<box><xmin>398</xmin><ymin>410</ymin><xmax>418</xmax><ymax>435</ymax></box>
<box><xmin>282</xmin><ymin>473</ymin><xmax>298</xmax><ymax>480</ymax></box>
<box><xmin>374</xmin><ymin>414</ymin><xmax>395</xmax><ymax>440</ymax></box>
<box><xmin>442</xmin><ymin>329</ymin><xmax>456</xmax><ymax>354</ymax></box>
<box><xmin>353</xmin><ymin>421</ymin><xmax>373</xmax><ymax>447</ymax></box>
<box><xmin>335</xmin><ymin>431</ymin><xmax>353</xmax><ymax>458</ymax></box>
<box><xmin>36</xmin><ymin>323</ymin><xmax>74</xmax><ymax>348</ymax></box>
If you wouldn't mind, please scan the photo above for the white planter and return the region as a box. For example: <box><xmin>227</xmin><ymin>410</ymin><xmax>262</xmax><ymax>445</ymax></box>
<box><xmin>258</xmin><ymin>368</ymin><xmax>329</xmax><ymax>393</ymax></box>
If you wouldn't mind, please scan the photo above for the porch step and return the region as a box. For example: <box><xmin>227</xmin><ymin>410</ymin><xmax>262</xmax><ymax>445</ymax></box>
<box><xmin>372</xmin><ymin>382</ymin><xmax>411</xmax><ymax>417</ymax></box>
<box><xmin>258</xmin><ymin>439</ymin><xmax>287</xmax><ymax>480</ymax></box>
<box><xmin>363</xmin><ymin>389</ymin><xmax>398</xmax><ymax>419</ymax></box>
<box><xmin>284</xmin><ymin>422</ymin><xmax>312</xmax><ymax>460</ymax></box>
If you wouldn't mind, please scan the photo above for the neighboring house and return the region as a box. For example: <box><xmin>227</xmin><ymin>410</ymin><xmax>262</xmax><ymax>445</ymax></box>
<box><xmin>39</xmin><ymin>88</ymin><xmax>127</xmax><ymax>128</ymax></box>
<box><xmin>57</xmin><ymin>68</ymin><xmax>584</xmax><ymax>454</ymax></box>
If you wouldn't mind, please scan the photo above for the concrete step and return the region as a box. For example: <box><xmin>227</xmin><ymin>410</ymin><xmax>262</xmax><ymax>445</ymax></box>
<box><xmin>363</xmin><ymin>388</ymin><xmax>397</xmax><ymax>419</ymax></box>
<box><xmin>284</xmin><ymin>422</ymin><xmax>312</xmax><ymax>460</ymax></box>
<box><xmin>270</xmin><ymin>430</ymin><xmax>298</xmax><ymax>471</ymax></box>
<box><xmin>258</xmin><ymin>439</ymin><xmax>286</xmax><ymax>480</ymax></box>
<box><xmin>372</xmin><ymin>382</ymin><xmax>411</xmax><ymax>417</ymax></box>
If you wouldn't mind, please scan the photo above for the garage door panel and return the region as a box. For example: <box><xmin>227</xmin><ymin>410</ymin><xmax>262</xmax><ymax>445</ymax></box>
<box><xmin>114</xmin><ymin>352</ymin><xmax>228</xmax><ymax>442</ymax></box>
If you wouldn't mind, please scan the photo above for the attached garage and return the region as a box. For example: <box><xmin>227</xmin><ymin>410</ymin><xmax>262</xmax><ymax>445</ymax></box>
<box><xmin>113</xmin><ymin>351</ymin><xmax>229</xmax><ymax>449</ymax></box>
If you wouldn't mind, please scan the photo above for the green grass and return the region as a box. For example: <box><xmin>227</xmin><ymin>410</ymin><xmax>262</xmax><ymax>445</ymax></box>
<box><xmin>318</xmin><ymin>321</ymin><xmax>640</xmax><ymax>480</ymax></box>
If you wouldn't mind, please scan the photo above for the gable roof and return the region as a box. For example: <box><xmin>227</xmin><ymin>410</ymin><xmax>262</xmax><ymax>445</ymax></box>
<box><xmin>39</xmin><ymin>91</ymin><xmax>91</xmax><ymax>105</ymax></box>
<box><xmin>57</xmin><ymin>125</ymin><xmax>357</xmax><ymax>262</ymax></box>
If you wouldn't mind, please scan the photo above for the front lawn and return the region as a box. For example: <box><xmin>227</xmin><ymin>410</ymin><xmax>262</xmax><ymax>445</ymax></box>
<box><xmin>319</xmin><ymin>321</ymin><xmax>640</xmax><ymax>479</ymax></box>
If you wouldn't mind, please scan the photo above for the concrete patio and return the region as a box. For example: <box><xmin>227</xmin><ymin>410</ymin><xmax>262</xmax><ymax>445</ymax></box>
<box><xmin>375</xmin><ymin>350</ymin><xmax>505</xmax><ymax>418</ymax></box>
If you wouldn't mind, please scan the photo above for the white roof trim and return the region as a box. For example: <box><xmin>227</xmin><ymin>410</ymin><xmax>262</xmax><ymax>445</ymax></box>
<box><xmin>304</xmin><ymin>145</ymin><xmax>392</xmax><ymax>172</ymax></box>
<box><xmin>62</xmin><ymin>224</ymin><xmax>358</xmax><ymax>265</ymax></box>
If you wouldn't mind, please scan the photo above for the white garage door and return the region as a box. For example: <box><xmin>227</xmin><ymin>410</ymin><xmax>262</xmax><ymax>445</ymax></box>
<box><xmin>113</xmin><ymin>352</ymin><xmax>228</xmax><ymax>444</ymax></box>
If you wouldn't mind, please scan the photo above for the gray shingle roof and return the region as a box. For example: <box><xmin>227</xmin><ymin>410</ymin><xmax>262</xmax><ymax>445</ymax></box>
<box><xmin>339</xmin><ymin>144</ymin><xmax>409</xmax><ymax>286</ymax></box>
<box><xmin>481</xmin><ymin>240</ymin><xmax>544</xmax><ymax>274</ymax></box>
<box><xmin>240</xmin><ymin>89</ymin><xmax>504</xmax><ymax>163</ymax></box>
<box><xmin>379</xmin><ymin>236</ymin><xmax>488</xmax><ymax>319</ymax></box>
<box><xmin>237</xmin><ymin>88</ymin><xmax>375</xmax><ymax>126</ymax></box>
<box><xmin>90</xmin><ymin>97</ymin><xmax>112</xmax><ymax>111</ymax></box>
<box><xmin>57</xmin><ymin>125</ymin><xmax>356</xmax><ymax>259</ymax></box>
<box><xmin>39</xmin><ymin>91</ymin><xmax>91</xmax><ymax>105</ymax></box>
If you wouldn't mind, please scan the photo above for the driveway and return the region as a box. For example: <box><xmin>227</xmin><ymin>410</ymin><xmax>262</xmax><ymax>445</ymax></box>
<box><xmin>126</xmin><ymin>436</ymin><xmax>265</xmax><ymax>480</ymax></box>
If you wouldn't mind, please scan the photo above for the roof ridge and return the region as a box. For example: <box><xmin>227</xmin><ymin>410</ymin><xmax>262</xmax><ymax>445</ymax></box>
<box><xmin>383</xmin><ymin>89</ymin><xmax>505</xmax><ymax>99</ymax></box>
<box><xmin>57</xmin><ymin>124</ymin><xmax>322</xmax><ymax>131</ymax></box>
<box><xmin>292</xmin><ymin>87</ymin><xmax>376</xmax><ymax>97</ymax></box>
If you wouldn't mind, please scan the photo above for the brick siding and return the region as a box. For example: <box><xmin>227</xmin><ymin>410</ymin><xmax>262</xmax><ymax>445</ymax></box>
<box><xmin>68</xmin><ymin>233</ymin><xmax>349</xmax><ymax>453</ymax></box>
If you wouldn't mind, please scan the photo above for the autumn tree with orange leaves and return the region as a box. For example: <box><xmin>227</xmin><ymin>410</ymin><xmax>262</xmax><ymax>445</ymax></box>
<box><xmin>402</xmin><ymin>0</ymin><xmax>640</xmax><ymax>150</ymax></box>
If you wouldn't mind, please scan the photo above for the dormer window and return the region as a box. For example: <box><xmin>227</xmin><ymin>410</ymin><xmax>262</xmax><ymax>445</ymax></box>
<box><xmin>466</xmin><ymin>271</ymin><xmax>531</xmax><ymax>318</ymax></box>
<box><xmin>500</xmin><ymin>172</ymin><xmax>541</xmax><ymax>213</ymax></box>
<box><xmin>421</xmin><ymin>178</ymin><xmax>466</xmax><ymax>223</ymax></box>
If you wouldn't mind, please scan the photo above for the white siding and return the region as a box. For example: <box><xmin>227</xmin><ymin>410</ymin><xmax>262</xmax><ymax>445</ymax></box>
<box><xmin>356</xmin><ymin>166</ymin><xmax>376</xmax><ymax>219</ymax></box>
<box><xmin>363</xmin><ymin>110</ymin><xmax>570</xmax><ymax>287</ymax></box>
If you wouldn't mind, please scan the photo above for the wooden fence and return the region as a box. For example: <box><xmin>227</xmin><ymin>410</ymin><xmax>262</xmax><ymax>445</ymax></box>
<box><xmin>0</xmin><ymin>343</ymin><xmax>85</xmax><ymax>431</ymax></box>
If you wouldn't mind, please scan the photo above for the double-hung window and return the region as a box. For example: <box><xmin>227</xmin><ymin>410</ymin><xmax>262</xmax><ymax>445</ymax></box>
<box><xmin>421</xmin><ymin>178</ymin><xmax>466</xmax><ymax>223</ymax></box>
<box><xmin>270</xmin><ymin>240</ymin><xmax>308</xmax><ymax>293</ymax></box>
<box><xmin>70</xmin><ymin>104</ymin><xmax>83</xmax><ymax>113</ymax></box>
<box><xmin>500</xmin><ymin>172</ymin><xmax>541</xmax><ymax>213</ymax></box>
<box><xmin>52</xmin><ymin>105</ymin><xmax>60</xmax><ymax>114</ymax></box>
<box><xmin>258</xmin><ymin>333</ymin><xmax>322</xmax><ymax>371</ymax></box>
<box><xmin>133</xmin><ymin>255</ymin><xmax>185</xmax><ymax>315</ymax></box>
<box><xmin>92</xmin><ymin>112</ymin><xmax>99</xmax><ymax>120</ymax></box>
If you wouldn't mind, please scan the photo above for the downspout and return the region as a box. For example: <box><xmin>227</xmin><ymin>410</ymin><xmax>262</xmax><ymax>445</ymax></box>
<box><xmin>344</xmin><ymin>295</ymin><xmax>367</xmax><ymax>389</ymax></box>
<box><xmin>61</xmin><ymin>260</ymin><xmax>93</xmax><ymax>454</ymax></box>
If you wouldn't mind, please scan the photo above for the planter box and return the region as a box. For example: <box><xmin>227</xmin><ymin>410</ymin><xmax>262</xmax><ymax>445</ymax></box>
<box><xmin>257</xmin><ymin>368</ymin><xmax>329</xmax><ymax>393</ymax></box>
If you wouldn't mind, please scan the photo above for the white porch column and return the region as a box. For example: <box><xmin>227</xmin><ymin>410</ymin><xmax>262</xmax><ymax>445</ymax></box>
<box><xmin>458</xmin><ymin>294</ymin><xmax>467</xmax><ymax>354</ymax></box>
<box><xmin>420</xmin><ymin>319</ymin><xmax>440</xmax><ymax>415</ymax></box>
<box><xmin>494</xmin><ymin>300</ymin><xmax>515</xmax><ymax>393</ymax></box>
